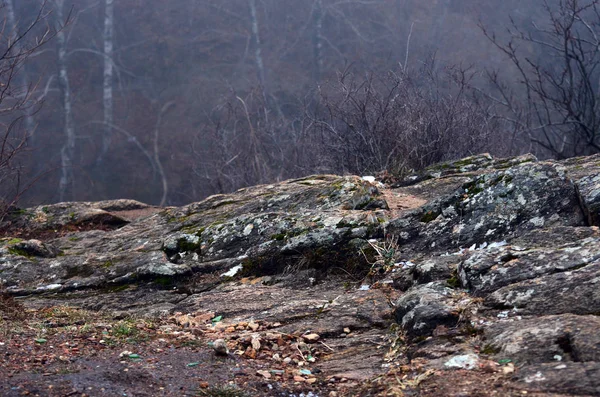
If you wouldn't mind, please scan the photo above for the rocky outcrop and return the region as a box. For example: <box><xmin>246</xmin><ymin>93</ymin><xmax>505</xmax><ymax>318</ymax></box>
<box><xmin>0</xmin><ymin>175</ymin><xmax>387</xmax><ymax>297</ymax></box>
<box><xmin>1</xmin><ymin>153</ymin><xmax>600</xmax><ymax>396</ymax></box>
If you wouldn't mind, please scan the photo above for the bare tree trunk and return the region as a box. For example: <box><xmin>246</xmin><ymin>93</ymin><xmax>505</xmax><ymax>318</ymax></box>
<box><xmin>154</xmin><ymin>102</ymin><xmax>174</xmax><ymax>206</ymax></box>
<box><xmin>97</xmin><ymin>0</ymin><xmax>114</xmax><ymax>164</ymax></box>
<box><xmin>6</xmin><ymin>0</ymin><xmax>36</xmax><ymax>142</ymax></box>
<box><xmin>248</xmin><ymin>0</ymin><xmax>266</xmax><ymax>93</ymax></box>
<box><xmin>429</xmin><ymin>0</ymin><xmax>450</xmax><ymax>51</ymax></box>
<box><xmin>55</xmin><ymin>0</ymin><xmax>75</xmax><ymax>202</ymax></box>
<box><xmin>312</xmin><ymin>0</ymin><xmax>324</xmax><ymax>84</ymax></box>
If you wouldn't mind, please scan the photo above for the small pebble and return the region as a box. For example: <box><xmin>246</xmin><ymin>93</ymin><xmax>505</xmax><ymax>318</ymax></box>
<box><xmin>303</xmin><ymin>333</ymin><xmax>320</xmax><ymax>342</ymax></box>
<box><xmin>212</xmin><ymin>339</ymin><xmax>228</xmax><ymax>356</ymax></box>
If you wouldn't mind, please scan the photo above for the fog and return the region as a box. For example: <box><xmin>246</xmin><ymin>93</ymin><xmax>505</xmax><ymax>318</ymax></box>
<box><xmin>2</xmin><ymin>0</ymin><xmax>595</xmax><ymax>208</ymax></box>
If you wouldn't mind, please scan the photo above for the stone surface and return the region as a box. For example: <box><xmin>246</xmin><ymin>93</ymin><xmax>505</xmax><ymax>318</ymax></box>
<box><xmin>484</xmin><ymin>261</ymin><xmax>600</xmax><ymax>315</ymax></box>
<box><xmin>516</xmin><ymin>362</ymin><xmax>600</xmax><ymax>396</ymax></box>
<box><xmin>2</xmin><ymin>153</ymin><xmax>600</xmax><ymax>396</ymax></box>
<box><xmin>386</xmin><ymin>161</ymin><xmax>584</xmax><ymax>257</ymax></box>
<box><xmin>393</xmin><ymin>282</ymin><xmax>462</xmax><ymax>338</ymax></box>
<box><xmin>484</xmin><ymin>315</ymin><xmax>600</xmax><ymax>364</ymax></box>
<box><xmin>0</xmin><ymin>175</ymin><xmax>387</xmax><ymax>295</ymax></box>
<box><xmin>458</xmin><ymin>233</ymin><xmax>600</xmax><ymax>295</ymax></box>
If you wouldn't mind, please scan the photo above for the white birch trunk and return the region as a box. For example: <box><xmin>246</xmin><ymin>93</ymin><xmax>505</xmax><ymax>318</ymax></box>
<box><xmin>97</xmin><ymin>0</ymin><xmax>114</xmax><ymax>164</ymax></box>
<box><xmin>55</xmin><ymin>0</ymin><xmax>75</xmax><ymax>202</ymax></box>
<box><xmin>248</xmin><ymin>0</ymin><xmax>266</xmax><ymax>90</ymax></box>
<box><xmin>6</xmin><ymin>0</ymin><xmax>36</xmax><ymax>141</ymax></box>
<box><xmin>313</xmin><ymin>0</ymin><xmax>324</xmax><ymax>84</ymax></box>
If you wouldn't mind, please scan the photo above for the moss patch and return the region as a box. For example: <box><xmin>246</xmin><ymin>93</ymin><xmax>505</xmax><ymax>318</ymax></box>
<box><xmin>3</xmin><ymin>238</ymin><xmax>24</xmax><ymax>246</ymax></box>
<box><xmin>7</xmin><ymin>246</ymin><xmax>32</xmax><ymax>258</ymax></box>
<box><xmin>420</xmin><ymin>210</ymin><xmax>440</xmax><ymax>223</ymax></box>
<box><xmin>480</xmin><ymin>344</ymin><xmax>501</xmax><ymax>355</ymax></box>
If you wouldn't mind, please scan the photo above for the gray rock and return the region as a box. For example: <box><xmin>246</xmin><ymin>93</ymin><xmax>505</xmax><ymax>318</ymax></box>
<box><xmin>484</xmin><ymin>314</ymin><xmax>600</xmax><ymax>364</ymax></box>
<box><xmin>458</xmin><ymin>234</ymin><xmax>600</xmax><ymax>295</ymax></box>
<box><xmin>2</xmin><ymin>153</ymin><xmax>600</xmax><ymax>397</ymax></box>
<box><xmin>516</xmin><ymin>362</ymin><xmax>600</xmax><ymax>396</ymax></box>
<box><xmin>212</xmin><ymin>339</ymin><xmax>229</xmax><ymax>356</ymax></box>
<box><xmin>394</xmin><ymin>153</ymin><xmax>537</xmax><ymax>187</ymax></box>
<box><xmin>387</xmin><ymin>161</ymin><xmax>585</xmax><ymax>257</ymax></box>
<box><xmin>575</xmin><ymin>172</ymin><xmax>600</xmax><ymax>227</ymax></box>
<box><xmin>393</xmin><ymin>282</ymin><xmax>461</xmax><ymax>338</ymax></box>
<box><xmin>0</xmin><ymin>176</ymin><xmax>387</xmax><ymax>296</ymax></box>
<box><xmin>562</xmin><ymin>153</ymin><xmax>600</xmax><ymax>227</ymax></box>
<box><xmin>484</xmin><ymin>260</ymin><xmax>600</xmax><ymax>315</ymax></box>
<box><xmin>393</xmin><ymin>256</ymin><xmax>457</xmax><ymax>291</ymax></box>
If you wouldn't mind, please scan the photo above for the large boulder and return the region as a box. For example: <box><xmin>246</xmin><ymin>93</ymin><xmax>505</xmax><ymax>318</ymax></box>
<box><xmin>386</xmin><ymin>160</ymin><xmax>585</xmax><ymax>257</ymax></box>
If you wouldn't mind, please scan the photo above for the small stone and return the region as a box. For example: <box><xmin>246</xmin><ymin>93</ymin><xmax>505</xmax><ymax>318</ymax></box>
<box><xmin>199</xmin><ymin>382</ymin><xmax>209</xmax><ymax>389</ymax></box>
<box><xmin>272</xmin><ymin>353</ymin><xmax>281</xmax><ymax>361</ymax></box>
<box><xmin>480</xmin><ymin>360</ymin><xmax>499</xmax><ymax>373</ymax></box>
<box><xmin>283</xmin><ymin>357</ymin><xmax>292</xmax><ymax>364</ymax></box>
<box><xmin>502</xmin><ymin>363</ymin><xmax>515</xmax><ymax>375</ymax></box>
<box><xmin>293</xmin><ymin>375</ymin><xmax>305</xmax><ymax>382</ymax></box>
<box><xmin>225</xmin><ymin>327</ymin><xmax>236</xmax><ymax>333</ymax></box>
<box><xmin>119</xmin><ymin>350</ymin><xmax>133</xmax><ymax>358</ymax></box>
<box><xmin>248</xmin><ymin>322</ymin><xmax>260</xmax><ymax>331</ymax></box>
<box><xmin>256</xmin><ymin>370</ymin><xmax>271</xmax><ymax>379</ymax></box>
<box><xmin>303</xmin><ymin>333</ymin><xmax>320</xmax><ymax>342</ymax></box>
<box><xmin>329</xmin><ymin>392</ymin><xmax>338</xmax><ymax>397</ymax></box>
<box><xmin>212</xmin><ymin>339</ymin><xmax>228</xmax><ymax>356</ymax></box>
<box><xmin>244</xmin><ymin>347</ymin><xmax>257</xmax><ymax>359</ymax></box>
<box><xmin>343</xmin><ymin>328</ymin><xmax>351</xmax><ymax>333</ymax></box>
<box><xmin>306</xmin><ymin>377</ymin><xmax>317</xmax><ymax>384</ymax></box>
<box><xmin>251</xmin><ymin>337</ymin><xmax>261</xmax><ymax>350</ymax></box>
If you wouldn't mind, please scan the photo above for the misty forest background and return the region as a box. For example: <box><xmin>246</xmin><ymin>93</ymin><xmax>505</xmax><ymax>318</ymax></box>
<box><xmin>2</xmin><ymin>0</ymin><xmax>600</xmax><ymax>208</ymax></box>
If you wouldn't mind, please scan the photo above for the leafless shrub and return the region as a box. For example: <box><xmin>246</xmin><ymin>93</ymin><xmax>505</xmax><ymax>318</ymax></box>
<box><xmin>0</xmin><ymin>1</ymin><xmax>59</xmax><ymax>220</ymax></box>
<box><xmin>309</xmin><ymin>60</ymin><xmax>503</xmax><ymax>176</ymax></box>
<box><xmin>191</xmin><ymin>88</ymin><xmax>315</xmax><ymax>194</ymax></box>
<box><xmin>482</xmin><ymin>0</ymin><xmax>600</xmax><ymax>158</ymax></box>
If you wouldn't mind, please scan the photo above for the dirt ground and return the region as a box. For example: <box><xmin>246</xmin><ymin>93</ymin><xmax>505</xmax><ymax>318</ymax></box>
<box><xmin>1</xmin><ymin>292</ymin><xmax>557</xmax><ymax>397</ymax></box>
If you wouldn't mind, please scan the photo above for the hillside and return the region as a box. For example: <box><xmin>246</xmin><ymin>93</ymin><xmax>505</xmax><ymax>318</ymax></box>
<box><xmin>1</xmin><ymin>152</ymin><xmax>600</xmax><ymax>396</ymax></box>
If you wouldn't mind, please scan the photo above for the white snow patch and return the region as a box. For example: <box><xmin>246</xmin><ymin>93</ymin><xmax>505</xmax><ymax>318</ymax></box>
<box><xmin>243</xmin><ymin>224</ymin><xmax>254</xmax><ymax>236</ymax></box>
<box><xmin>529</xmin><ymin>217</ymin><xmax>545</xmax><ymax>227</ymax></box>
<box><xmin>488</xmin><ymin>241</ymin><xmax>508</xmax><ymax>249</ymax></box>
<box><xmin>485</xmin><ymin>228</ymin><xmax>496</xmax><ymax>236</ymax></box>
<box><xmin>221</xmin><ymin>264</ymin><xmax>243</xmax><ymax>278</ymax></box>
<box><xmin>444</xmin><ymin>354</ymin><xmax>479</xmax><ymax>370</ymax></box>
<box><xmin>36</xmin><ymin>283</ymin><xmax>62</xmax><ymax>291</ymax></box>
<box><xmin>524</xmin><ymin>371</ymin><xmax>546</xmax><ymax>383</ymax></box>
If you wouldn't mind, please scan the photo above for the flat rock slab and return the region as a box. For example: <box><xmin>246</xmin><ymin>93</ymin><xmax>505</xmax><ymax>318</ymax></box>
<box><xmin>387</xmin><ymin>161</ymin><xmax>585</xmax><ymax>257</ymax></box>
<box><xmin>484</xmin><ymin>314</ymin><xmax>600</xmax><ymax>364</ymax></box>
<box><xmin>459</xmin><ymin>233</ymin><xmax>600</xmax><ymax>296</ymax></box>
<box><xmin>485</xmin><ymin>260</ymin><xmax>600</xmax><ymax>316</ymax></box>
<box><xmin>516</xmin><ymin>362</ymin><xmax>600</xmax><ymax>396</ymax></box>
